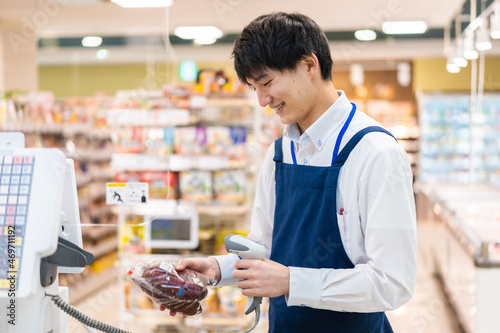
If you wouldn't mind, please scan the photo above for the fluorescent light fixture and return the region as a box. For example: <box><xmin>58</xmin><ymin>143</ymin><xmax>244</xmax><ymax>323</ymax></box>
<box><xmin>194</xmin><ymin>37</ymin><xmax>217</xmax><ymax>45</ymax></box>
<box><xmin>82</xmin><ymin>36</ymin><xmax>102</xmax><ymax>47</ymax></box>
<box><xmin>446</xmin><ymin>58</ymin><xmax>460</xmax><ymax>73</ymax></box>
<box><xmin>469</xmin><ymin>18</ymin><xmax>481</xmax><ymax>31</ymax></box>
<box><xmin>381</xmin><ymin>21</ymin><xmax>427</xmax><ymax>34</ymax></box>
<box><xmin>354</xmin><ymin>30</ymin><xmax>377</xmax><ymax>41</ymax></box>
<box><xmin>476</xmin><ymin>24</ymin><xmax>492</xmax><ymax>51</ymax></box>
<box><xmin>111</xmin><ymin>0</ymin><xmax>173</xmax><ymax>8</ymax></box>
<box><xmin>463</xmin><ymin>32</ymin><xmax>479</xmax><ymax>59</ymax></box>
<box><xmin>96</xmin><ymin>49</ymin><xmax>109</xmax><ymax>60</ymax></box>
<box><xmin>490</xmin><ymin>9</ymin><xmax>500</xmax><ymax>39</ymax></box>
<box><xmin>452</xmin><ymin>40</ymin><xmax>467</xmax><ymax>67</ymax></box>
<box><xmin>174</xmin><ymin>26</ymin><xmax>223</xmax><ymax>40</ymax></box>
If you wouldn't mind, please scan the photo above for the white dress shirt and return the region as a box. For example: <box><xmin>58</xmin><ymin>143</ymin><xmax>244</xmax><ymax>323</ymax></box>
<box><xmin>214</xmin><ymin>91</ymin><xmax>417</xmax><ymax>313</ymax></box>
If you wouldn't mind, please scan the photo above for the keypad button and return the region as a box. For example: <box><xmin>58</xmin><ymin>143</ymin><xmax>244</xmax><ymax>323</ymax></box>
<box><xmin>20</xmin><ymin>176</ymin><xmax>31</xmax><ymax>184</ymax></box>
<box><xmin>7</xmin><ymin>206</ymin><xmax>16</xmax><ymax>214</ymax></box>
<box><xmin>23</xmin><ymin>156</ymin><xmax>33</xmax><ymax>164</ymax></box>
<box><xmin>16</xmin><ymin>206</ymin><xmax>26</xmax><ymax>215</ymax></box>
<box><xmin>15</xmin><ymin>216</ymin><xmax>25</xmax><ymax>225</ymax></box>
<box><xmin>0</xmin><ymin>196</ymin><xmax>6</xmax><ymax>204</ymax></box>
<box><xmin>0</xmin><ymin>217</ymin><xmax>4</xmax><ymax>225</ymax></box>
<box><xmin>0</xmin><ymin>186</ymin><xmax>7</xmax><ymax>194</ymax></box>
<box><xmin>10</xmin><ymin>175</ymin><xmax>20</xmax><ymax>184</ymax></box>
<box><xmin>18</xmin><ymin>196</ymin><xmax>27</xmax><ymax>205</ymax></box>
<box><xmin>0</xmin><ymin>206</ymin><xmax>5</xmax><ymax>214</ymax></box>
<box><xmin>12</xmin><ymin>165</ymin><xmax>21</xmax><ymax>174</ymax></box>
<box><xmin>22</xmin><ymin>165</ymin><xmax>32</xmax><ymax>174</ymax></box>
<box><xmin>1</xmin><ymin>176</ymin><xmax>10</xmax><ymax>184</ymax></box>
<box><xmin>3</xmin><ymin>156</ymin><xmax>13</xmax><ymax>164</ymax></box>
<box><xmin>19</xmin><ymin>185</ymin><xmax>29</xmax><ymax>194</ymax></box>
<box><xmin>8</xmin><ymin>196</ymin><xmax>17</xmax><ymax>205</ymax></box>
<box><xmin>9</xmin><ymin>186</ymin><xmax>19</xmax><ymax>194</ymax></box>
<box><xmin>5</xmin><ymin>216</ymin><xmax>14</xmax><ymax>225</ymax></box>
<box><xmin>2</xmin><ymin>165</ymin><xmax>12</xmax><ymax>174</ymax></box>
<box><xmin>13</xmin><ymin>156</ymin><xmax>23</xmax><ymax>164</ymax></box>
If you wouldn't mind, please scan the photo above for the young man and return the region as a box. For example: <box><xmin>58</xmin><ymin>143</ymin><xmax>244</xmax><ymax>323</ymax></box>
<box><xmin>172</xmin><ymin>12</ymin><xmax>417</xmax><ymax>332</ymax></box>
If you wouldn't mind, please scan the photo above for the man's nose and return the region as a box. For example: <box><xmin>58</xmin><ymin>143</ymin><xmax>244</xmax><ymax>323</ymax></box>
<box><xmin>257</xmin><ymin>90</ymin><xmax>271</xmax><ymax>108</ymax></box>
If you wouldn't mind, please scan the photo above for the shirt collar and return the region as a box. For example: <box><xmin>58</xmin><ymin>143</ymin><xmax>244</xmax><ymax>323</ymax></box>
<box><xmin>284</xmin><ymin>90</ymin><xmax>352</xmax><ymax>151</ymax></box>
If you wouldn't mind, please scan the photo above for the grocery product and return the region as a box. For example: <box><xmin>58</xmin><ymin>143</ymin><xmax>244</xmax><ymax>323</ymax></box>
<box><xmin>128</xmin><ymin>261</ymin><xmax>215</xmax><ymax>316</ymax></box>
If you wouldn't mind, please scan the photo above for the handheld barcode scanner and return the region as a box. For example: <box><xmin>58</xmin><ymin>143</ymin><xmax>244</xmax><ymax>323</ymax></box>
<box><xmin>224</xmin><ymin>234</ymin><xmax>266</xmax><ymax>333</ymax></box>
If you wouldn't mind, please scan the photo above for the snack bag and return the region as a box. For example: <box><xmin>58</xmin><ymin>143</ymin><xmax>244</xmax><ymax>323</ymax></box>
<box><xmin>128</xmin><ymin>261</ymin><xmax>216</xmax><ymax>316</ymax></box>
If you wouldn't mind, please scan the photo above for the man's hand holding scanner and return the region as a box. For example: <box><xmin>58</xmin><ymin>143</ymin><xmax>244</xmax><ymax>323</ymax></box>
<box><xmin>233</xmin><ymin>258</ymin><xmax>290</xmax><ymax>298</ymax></box>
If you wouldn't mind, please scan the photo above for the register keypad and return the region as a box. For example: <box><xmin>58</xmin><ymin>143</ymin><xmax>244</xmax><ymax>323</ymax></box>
<box><xmin>0</xmin><ymin>155</ymin><xmax>34</xmax><ymax>290</ymax></box>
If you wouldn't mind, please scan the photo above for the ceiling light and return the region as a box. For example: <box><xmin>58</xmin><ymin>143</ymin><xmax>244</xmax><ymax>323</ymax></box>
<box><xmin>463</xmin><ymin>32</ymin><xmax>479</xmax><ymax>59</ymax></box>
<box><xmin>452</xmin><ymin>40</ymin><xmax>467</xmax><ymax>67</ymax></box>
<box><xmin>174</xmin><ymin>26</ymin><xmax>223</xmax><ymax>40</ymax></box>
<box><xmin>475</xmin><ymin>24</ymin><xmax>492</xmax><ymax>51</ymax></box>
<box><xmin>446</xmin><ymin>57</ymin><xmax>460</xmax><ymax>73</ymax></box>
<box><xmin>111</xmin><ymin>0</ymin><xmax>173</xmax><ymax>8</ymax></box>
<box><xmin>381</xmin><ymin>21</ymin><xmax>427</xmax><ymax>34</ymax></box>
<box><xmin>96</xmin><ymin>49</ymin><xmax>109</xmax><ymax>60</ymax></box>
<box><xmin>490</xmin><ymin>7</ymin><xmax>500</xmax><ymax>39</ymax></box>
<box><xmin>194</xmin><ymin>37</ymin><xmax>217</xmax><ymax>45</ymax></box>
<box><xmin>82</xmin><ymin>36</ymin><xmax>102</xmax><ymax>47</ymax></box>
<box><xmin>354</xmin><ymin>30</ymin><xmax>377</xmax><ymax>41</ymax></box>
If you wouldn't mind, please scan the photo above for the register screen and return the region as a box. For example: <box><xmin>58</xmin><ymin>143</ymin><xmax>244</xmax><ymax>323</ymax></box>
<box><xmin>150</xmin><ymin>219</ymin><xmax>190</xmax><ymax>241</ymax></box>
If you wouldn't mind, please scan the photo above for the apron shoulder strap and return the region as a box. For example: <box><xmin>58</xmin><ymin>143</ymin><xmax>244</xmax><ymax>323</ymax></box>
<box><xmin>273</xmin><ymin>137</ymin><xmax>284</xmax><ymax>163</ymax></box>
<box><xmin>333</xmin><ymin>126</ymin><xmax>396</xmax><ymax>166</ymax></box>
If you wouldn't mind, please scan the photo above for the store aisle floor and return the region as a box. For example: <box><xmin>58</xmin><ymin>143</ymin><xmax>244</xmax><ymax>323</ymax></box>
<box><xmin>386</xmin><ymin>221</ymin><xmax>463</xmax><ymax>333</ymax></box>
<box><xmin>68</xmin><ymin>222</ymin><xmax>463</xmax><ymax>333</ymax></box>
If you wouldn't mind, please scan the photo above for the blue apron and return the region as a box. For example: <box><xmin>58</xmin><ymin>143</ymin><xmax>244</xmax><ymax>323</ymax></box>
<box><xmin>269</xmin><ymin>104</ymin><xmax>395</xmax><ymax>333</ymax></box>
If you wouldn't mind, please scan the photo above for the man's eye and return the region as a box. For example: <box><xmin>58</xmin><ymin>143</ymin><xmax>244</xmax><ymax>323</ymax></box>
<box><xmin>263</xmin><ymin>80</ymin><xmax>272</xmax><ymax>87</ymax></box>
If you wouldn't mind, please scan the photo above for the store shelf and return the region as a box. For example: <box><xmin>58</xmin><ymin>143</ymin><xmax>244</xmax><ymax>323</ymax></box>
<box><xmin>112</xmin><ymin>153</ymin><xmax>249</xmax><ymax>172</ymax></box>
<box><xmin>107</xmin><ymin>108</ymin><xmax>193</xmax><ymax>127</ymax></box>
<box><xmin>66</xmin><ymin>266</ymin><xmax>119</xmax><ymax>304</ymax></box>
<box><xmin>82</xmin><ymin>225</ymin><xmax>117</xmax><ymax>240</ymax></box>
<box><xmin>86</xmin><ymin>237</ymin><xmax>119</xmax><ymax>260</ymax></box>
<box><xmin>196</xmin><ymin>202</ymin><xmax>250</xmax><ymax>216</ymax></box>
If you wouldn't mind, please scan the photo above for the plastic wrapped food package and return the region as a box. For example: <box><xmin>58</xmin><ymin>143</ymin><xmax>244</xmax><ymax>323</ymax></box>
<box><xmin>128</xmin><ymin>261</ymin><xmax>216</xmax><ymax>316</ymax></box>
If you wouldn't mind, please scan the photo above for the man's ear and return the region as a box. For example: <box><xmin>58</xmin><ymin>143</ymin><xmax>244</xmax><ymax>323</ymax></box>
<box><xmin>303</xmin><ymin>53</ymin><xmax>319</xmax><ymax>79</ymax></box>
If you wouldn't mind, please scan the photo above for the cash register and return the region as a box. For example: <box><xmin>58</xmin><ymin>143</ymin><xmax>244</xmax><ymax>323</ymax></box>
<box><xmin>0</xmin><ymin>132</ymin><xmax>128</xmax><ymax>333</ymax></box>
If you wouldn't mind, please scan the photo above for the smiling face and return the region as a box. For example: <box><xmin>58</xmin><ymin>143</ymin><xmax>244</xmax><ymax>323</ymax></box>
<box><xmin>247</xmin><ymin>54</ymin><xmax>331</xmax><ymax>132</ymax></box>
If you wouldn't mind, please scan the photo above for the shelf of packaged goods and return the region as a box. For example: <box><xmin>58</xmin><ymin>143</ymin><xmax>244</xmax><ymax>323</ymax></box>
<box><xmin>85</xmin><ymin>236</ymin><xmax>118</xmax><ymax>260</ymax></box>
<box><xmin>76</xmin><ymin>173</ymin><xmax>92</xmax><ymax>188</ymax></box>
<box><xmin>195</xmin><ymin>202</ymin><xmax>250</xmax><ymax>216</ymax></box>
<box><xmin>82</xmin><ymin>224</ymin><xmax>117</xmax><ymax>241</ymax></box>
<box><xmin>90</xmin><ymin>167</ymin><xmax>115</xmax><ymax>182</ymax></box>
<box><xmin>107</xmin><ymin>108</ymin><xmax>195</xmax><ymax>127</ymax></box>
<box><xmin>0</xmin><ymin>122</ymin><xmax>96</xmax><ymax>135</ymax></box>
<box><xmin>112</xmin><ymin>154</ymin><xmax>249</xmax><ymax>172</ymax></box>
<box><xmin>65</xmin><ymin>149</ymin><xmax>114</xmax><ymax>163</ymax></box>
<box><xmin>205</xmin><ymin>98</ymin><xmax>256</xmax><ymax>108</ymax></box>
<box><xmin>64</xmin><ymin>266</ymin><xmax>119</xmax><ymax>304</ymax></box>
<box><xmin>113</xmin><ymin>200</ymin><xmax>249</xmax><ymax>217</ymax></box>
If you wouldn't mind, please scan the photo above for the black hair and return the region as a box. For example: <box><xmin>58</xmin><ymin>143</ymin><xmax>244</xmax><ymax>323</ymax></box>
<box><xmin>232</xmin><ymin>12</ymin><xmax>333</xmax><ymax>85</ymax></box>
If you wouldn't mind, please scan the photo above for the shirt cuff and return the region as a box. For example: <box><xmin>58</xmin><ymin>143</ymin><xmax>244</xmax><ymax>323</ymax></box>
<box><xmin>287</xmin><ymin>266</ymin><xmax>322</xmax><ymax>307</ymax></box>
<box><xmin>211</xmin><ymin>254</ymin><xmax>239</xmax><ymax>287</ymax></box>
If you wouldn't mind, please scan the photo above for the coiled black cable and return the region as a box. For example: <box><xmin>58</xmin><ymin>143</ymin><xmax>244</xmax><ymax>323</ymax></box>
<box><xmin>46</xmin><ymin>293</ymin><xmax>131</xmax><ymax>333</ymax></box>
